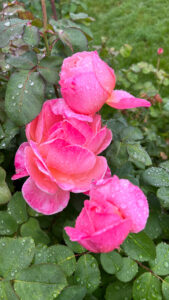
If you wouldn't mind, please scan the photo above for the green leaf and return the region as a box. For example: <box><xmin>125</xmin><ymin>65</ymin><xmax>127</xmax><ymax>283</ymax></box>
<box><xmin>57</xmin><ymin>286</ymin><xmax>86</xmax><ymax>300</ymax></box>
<box><xmin>144</xmin><ymin>212</ymin><xmax>162</xmax><ymax>239</ymax></box>
<box><xmin>106</xmin><ymin>117</ymin><xmax>128</xmax><ymax>141</ymax></box>
<box><xmin>0</xmin><ymin>119</ymin><xmax>19</xmax><ymax>149</ymax></box>
<box><xmin>0</xmin><ymin>167</ymin><xmax>11</xmax><ymax>204</ymax></box>
<box><xmin>100</xmin><ymin>251</ymin><xmax>123</xmax><ymax>274</ymax></box>
<box><xmin>122</xmin><ymin>232</ymin><xmax>156</xmax><ymax>262</ymax></box>
<box><xmin>38</xmin><ymin>56</ymin><xmax>59</xmax><ymax>84</ymax></box>
<box><xmin>35</xmin><ymin>244</ymin><xmax>76</xmax><ymax>276</ymax></box>
<box><xmin>14</xmin><ymin>264</ymin><xmax>67</xmax><ymax>300</ymax></box>
<box><xmin>0</xmin><ymin>18</ymin><xmax>27</xmax><ymax>48</ymax></box>
<box><xmin>157</xmin><ymin>187</ymin><xmax>169</xmax><ymax>208</ymax></box>
<box><xmin>120</xmin><ymin>44</ymin><xmax>132</xmax><ymax>58</ymax></box>
<box><xmin>158</xmin><ymin>213</ymin><xmax>169</xmax><ymax>240</ymax></box>
<box><xmin>84</xmin><ymin>296</ymin><xmax>97</xmax><ymax>300</ymax></box>
<box><xmin>120</xmin><ymin>126</ymin><xmax>143</xmax><ymax>142</ymax></box>
<box><xmin>162</xmin><ymin>276</ymin><xmax>169</xmax><ymax>299</ymax></box>
<box><xmin>133</xmin><ymin>272</ymin><xmax>162</xmax><ymax>300</ymax></box>
<box><xmin>7</xmin><ymin>192</ymin><xmax>28</xmax><ymax>225</ymax></box>
<box><xmin>59</xmin><ymin>27</ymin><xmax>88</xmax><ymax>53</ymax></box>
<box><xmin>149</xmin><ymin>243</ymin><xmax>169</xmax><ymax>276</ymax></box>
<box><xmin>70</xmin><ymin>12</ymin><xmax>92</xmax><ymax>21</ymax></box>
<box><xmin>5</xmin><ymin>71</ymin><xmax>45</xmax><ymax>126</ymax></box>
<box><xmin>0</xmin><ymin>237</ymin><xmax>35</xmax><ymax>279</ymax></box>
<box><xmin>105</xmin><ymin>281</ymin><xmax>132</xmax><ymax>300</ymax></box>
<box><xmin>116</xmin><ymin>257</ymin><xmax>138</xmax><ymax>282</ymax></box>
<box><xmin>74</xmin><ymin>254</ymin><xmax>100</xmax><ymax>293</ymax></box>
<box><xmin>6</xmin><ymin>51</ymin><xmax>38</xmax><ymax>70</ymax></box>
<box><xmin>20</xmin><ymin>217</ymin><xmax>50</xmax><ymax>245</ymax></box>
<box><xmin>106</xmin><ymin>141</ymin><xmax>128</xmax><ymax>169</ymax></box>
<box><xmin>23</xmin><ymin>25</ymin><xmax>40</xmax><ymax>47</ymax></box>
<box><xmin>27</xmin><ymin>206</ymin><xmax>42</xmax><ymax>217</ymax></box>
<box><xmin>0</xmin><ymin>281</ymin><xmax>18</xmax><ymax>300</ymax></box>
<box><xmin>0</xmin><ymin>211</ymin><xmax>18</xmax><ymax>235</ymax></box>
<box><xmin>159</xmin><ymin>160</ymin><xmax>169</xmax><ymax>173</ymax></box>
<box><xmin>127</xmin><ymin>143</ymin><xmax>152</xmax><ymax>166</ymax></box>
<box><xmin>142</xmin><ymin>167</ymin><xmax>169</xmax><ymax>187</ymax></box>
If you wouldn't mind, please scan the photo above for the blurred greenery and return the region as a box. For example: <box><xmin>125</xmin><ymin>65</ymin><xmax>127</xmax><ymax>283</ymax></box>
<box><xmin>85</xmin><ymin>0</ymin><xmax>169</xmax><ymax>70</ymax></box>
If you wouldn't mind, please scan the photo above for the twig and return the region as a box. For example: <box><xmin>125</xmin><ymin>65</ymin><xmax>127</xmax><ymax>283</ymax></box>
<box><xmin>41</xmin><ymin>0</ymin><xmax>50</xmax><ymax>56</ymax></box>
<box><xmin>50</xmin><ymin>0</ymin><xmax>58</xmax><ymax>20</ymax></box>
<box><xmin>53</xmin><ymin>84</ymin><xmax>60</xmax><ymax>98</ymax></box>
<box><xmin>135</xmin><ymin>260</ymin><xmax>164</xmax><ymax>282</ymax></box>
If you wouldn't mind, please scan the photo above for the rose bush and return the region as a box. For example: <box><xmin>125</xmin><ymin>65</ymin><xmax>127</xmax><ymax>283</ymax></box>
<box><xmin>60</xmin><ymin>51</ymin><xmax>151</xmax><ymax>115</ymax></box>
<box><xmin>65</xmin><ymin>175</ymin><xmax>149</xmax><ymax>252</ymax></box>
<box><xmin>12</xmin><ymin>98</ymin><xmax>112</xmax><ymax>214</ymax></box>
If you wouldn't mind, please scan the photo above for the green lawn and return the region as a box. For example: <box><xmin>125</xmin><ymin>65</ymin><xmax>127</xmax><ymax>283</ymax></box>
<box><xmin>84</xmin><ymin>0</ymin><xmax>169</xmax><ymax>71</ymax></box>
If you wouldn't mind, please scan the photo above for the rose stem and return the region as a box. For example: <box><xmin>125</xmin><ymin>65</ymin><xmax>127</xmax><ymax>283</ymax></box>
<box><xmin>41</xmin><ymin>0</ymin><xmax>50</xmax><ymax>56</ymax></box>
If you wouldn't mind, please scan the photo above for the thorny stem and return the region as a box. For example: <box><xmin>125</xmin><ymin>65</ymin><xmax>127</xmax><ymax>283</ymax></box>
<box><xmin>41</xmin><ymin>0</ymin><xmax>50</xmax><ymax>56</ymax></box>
<box><xmin>50</xmin><ymin>0</ymin><xmax>58</xmax><ymax>20</ymax></box>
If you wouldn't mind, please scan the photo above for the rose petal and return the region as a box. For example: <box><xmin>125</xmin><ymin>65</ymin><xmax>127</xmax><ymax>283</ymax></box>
<box><xmin>90</xmin><ymin>176</ymin><xmax>149</xmax><ymax>233</ymax></box>
<box><xmin>47</xmin><ymin>143</ymin><xmax>96</xmax><ymax>175</ymax></box>
<box><xmin>12</xmin><ymin>142</ymin><xmax>29</xmax><ymax>180</ymax></box>
<box><xmin>25</xmin><ymin>147</ymin><xmax>58</xmax><ymax>194</ymax></box>
<box><xmin>26</xmin><ymin>99</ymin><xmax>63</xmax><ymax>143</ymax></box>
<box><xmin>50</xmin><ymin>156</ymin><xmax>107</xmax><ymax>192</ymax></box>
<box><xmin>106</xmin><ymin>90</ymin><xmax>151</xmax><ymax>109</ymax></box>
<box><xmin>65</xmin><ymin>218</ymin><xmax>131</xmax><ymax>253</ymax></box>
<box><xmin>22</xmin><ymin>177</ymin><xmax>70</xmax><ymax>215</ymax></box>
<box><xmin>92</xmin><ymin>51</ymin><xmax>116</xmax><ymax>94</ymax></box>
<box><xmin>62</xmin><ymin>120</ymin><xmax>86</xmax><ymax>145</ymax></box>
<box><xmin>60</xmin><ymin>51</ymin><xmax>94</xmax><ymax>80</ymax></box>
<box><xmin>87</xmin><ymin>127</ymin><xmax>112</xmax><ymax>155</ymax></box>
<box><xmin>61</xmin><ymin>72</ymin><xmax>109</xmax><ymax>115</ymax></box>
<box><xmin>52</xmin><ymin>98</ymin><xmax>93</xmax><ymax>122</ymax></box>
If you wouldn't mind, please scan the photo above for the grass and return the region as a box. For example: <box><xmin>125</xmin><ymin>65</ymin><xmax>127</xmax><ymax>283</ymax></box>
<box><xmin>84</xmin><ymin>0</ymin><xmax>169</xmax><ymax>71</ymax></box>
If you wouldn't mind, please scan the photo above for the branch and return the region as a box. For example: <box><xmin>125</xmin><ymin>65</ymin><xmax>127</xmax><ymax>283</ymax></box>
<box><xmin>41</xmin><ymin>0</ymin><xmax>50</xmax><ymax>56</ymax></box>
<box><xmin>50</xmin><ymin>0</ymin><xmax>58</xmax><ymax>20</ymax></box>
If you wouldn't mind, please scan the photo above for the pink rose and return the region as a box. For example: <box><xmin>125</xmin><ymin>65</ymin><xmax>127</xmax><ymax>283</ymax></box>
<box><xmin>59</xmin><ymin>51</ymin><xmax>151</xmax><ymax>115</ymax></box>
<box><xmin>12</xmin><ymin>98</ymin><xmax>112</xmax><ymax>215</ymax></box>
<box><xmin>65</xmin><ymin>176</ymin><xmax>149</xmax><ymax>253</ymax></box>
<box><xmin>157</xmin><ymin>48</ymin><xmax>164</xmax><ymax>55</ymax></box>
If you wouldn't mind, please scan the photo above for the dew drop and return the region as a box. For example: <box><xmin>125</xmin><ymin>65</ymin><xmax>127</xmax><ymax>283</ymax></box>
<box><xmin>5</xmin><ymin>64</ymin><xmax>10</xmax><ymax>69</ymax></box>
<box><xmin>4</xmin><ymin>21</ymin><xmax>10</xmax><ymax>27</ymax></box>
<box><xmin>164</xmin><ymin>262</ymin><xmax>169</xmax><ymax>268</ymax></box>
<box><xmin>18</xmin><ymin>83</ymin><xmax>23</xmax><ymax>89</ymax></box>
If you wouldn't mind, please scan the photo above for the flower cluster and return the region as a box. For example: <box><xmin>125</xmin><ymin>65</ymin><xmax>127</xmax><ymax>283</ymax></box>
<box><xmin>13</xmin><ymin>51</ymin><xmax>150</xmax><ymax>253</ymax></box>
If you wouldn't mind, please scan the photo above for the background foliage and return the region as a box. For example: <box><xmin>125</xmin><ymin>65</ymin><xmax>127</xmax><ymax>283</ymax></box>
<box><xmin>0</xmin><ymin>0</ymin><xmax>169</xmax><ymax>299</ymax></box>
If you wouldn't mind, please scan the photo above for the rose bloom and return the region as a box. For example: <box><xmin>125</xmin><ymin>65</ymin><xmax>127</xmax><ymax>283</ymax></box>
<box><xmin>65</xmin><ymin>176</ymin><xmax>149</xmax><ymax>253</ymax></box>
<box><xmin>157</xmin><ymin>48</ymin><xmax>164</xmax><ymax>55</ymax></box>
<box><xmin>59</xmin><ymin>51</ymin><xmax>151</xmax><ymax>115</ymax></box>
<box><xmin>12</xmin><ymin>98</ymin><xmax>112</xmax><ymax>215</ymax></box>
